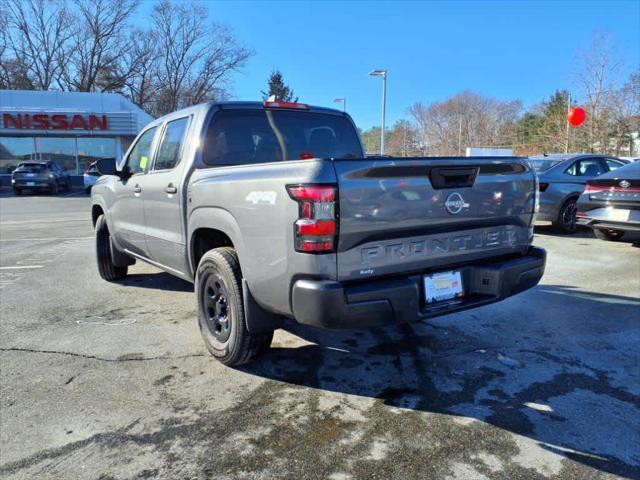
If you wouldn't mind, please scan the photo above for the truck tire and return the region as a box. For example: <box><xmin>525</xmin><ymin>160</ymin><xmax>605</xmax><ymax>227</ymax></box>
<box><xmin>196</xmin><ymin>247</ymin><xmax>273</xmax><ymax>367</ymax></box>
<box><xmin>50</xmin><ymin>180</ymin><xmax>59</xmax><ymax>195</ymax></box>
<box><xmin>593</xmin><ymin>228</ymin><xmax>625</xmax><ymax>241</ymax></box>
<box><xmin>553</xmin><ymin>197</ymin><xmax>578</xmax><ymax>234</ymax></box>
<box><xmin>95</xmin><ymin>214</ymin><xmax>128</xmax><ymax>281</ymax></box>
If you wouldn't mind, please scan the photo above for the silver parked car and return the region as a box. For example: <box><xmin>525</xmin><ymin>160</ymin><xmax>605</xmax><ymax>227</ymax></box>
<box><xmin>529</xmin><ymin>153</ymin><xmax>626</xmax><ymax>233</ymax></box>
<box><xmin>577</xmin><ymin>160</ymin><xmax>640</xmax><ymax>241</ymax></box>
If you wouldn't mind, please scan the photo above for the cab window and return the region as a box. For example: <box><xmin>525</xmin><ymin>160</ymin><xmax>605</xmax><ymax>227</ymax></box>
<box><xmin>126</xmin><ymin>127</ymin><xmax>157</xmax><ymax>174</ymax></box>
<box><xmin>203</xmin><ymin>109</ymin><xmax>363</xmax><ymax>166</ymax></box>
<box><xmin>565</xmin><ymin>159</ymin><xmax>605</xmax><ymax>177</ymax></box>
<box><xmin>605</xmin><ymin>159</ymin><xmax>624</xmax><ymax>172</ymax></box>
<box><xmin>154</xmin><ymin>118</ymin><xmax>189</xmax><ymax>171</ymax></box>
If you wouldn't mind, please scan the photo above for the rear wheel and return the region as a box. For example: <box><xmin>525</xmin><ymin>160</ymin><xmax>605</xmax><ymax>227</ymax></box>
<box><xmin>95</xmin><ymin>214</ymin><xmax>128</xmax><ymax>281</ymax></box>
<box><xmin>196</xmin><ymin>247</ymin><xmax>273</xmax><ymax>367</ymax></box>
<box><xmin>554</xmin><ymin>198</ymin><xmax>578</xmax><ymax>234</ymax></box>
<box><xmin>593</xmin><ymin>228</ymin><xmax>625</xmax><ymax>241</ymax></box>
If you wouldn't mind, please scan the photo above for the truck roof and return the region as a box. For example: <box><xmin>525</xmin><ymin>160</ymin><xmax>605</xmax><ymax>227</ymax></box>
<box><xmin>146</xmin><ymin>101</ymin><xmax>348</xmax><ymax>128</ymax></box>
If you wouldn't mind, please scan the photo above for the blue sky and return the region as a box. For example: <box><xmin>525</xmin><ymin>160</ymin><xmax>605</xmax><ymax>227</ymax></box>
<box><xmin>136</xmin><ymin>0</ymin><xmax>640</xmax><ymax>129</ymax></box>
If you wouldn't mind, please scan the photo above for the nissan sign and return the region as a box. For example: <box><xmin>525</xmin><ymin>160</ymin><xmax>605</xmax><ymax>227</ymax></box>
<box><xmin>2</xmin><ymin>113</ymin><xmax>108</xmax><ymax>131</ymax></box>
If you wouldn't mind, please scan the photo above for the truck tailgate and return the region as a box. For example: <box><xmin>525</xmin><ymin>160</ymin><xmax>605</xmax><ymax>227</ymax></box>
<box><xmin>334</xmin><ymin>157</ymin><xmax>535</xmax><ymax>281</ymax></box>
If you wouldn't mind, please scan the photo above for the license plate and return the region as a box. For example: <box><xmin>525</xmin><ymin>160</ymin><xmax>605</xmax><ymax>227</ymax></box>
<box><xmin>424</xmin><ymin>270</ymin><xmax>464</xmax><ymax>304</ymax></box>
<box><xmin>26</xmin><ymin>182</ymin><xmax>35</xmax><ymax>186</ymax></box>
<box><xmin>609</xmin><ymin>208</ymin><xmax>630</xmax><ymax>221</ymax></box>
<box><xmin>26</xmin><ymin>173</ymin><xmax>36</xmax><ymax>178</ymax></box>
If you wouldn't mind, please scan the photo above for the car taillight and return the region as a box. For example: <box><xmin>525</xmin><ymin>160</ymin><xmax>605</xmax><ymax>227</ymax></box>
<box><xmin>287</xmin><ymin>184</ymin><xmax>337</xmax><ymax>253</ymax></box>
<box><xmin>538</xmin><ymin>182</ymin><xmax>549</xmax><ymax>192</ymax></box>
<box><xmin>584</xmin><ymin>184</ymin><xmax>606</xmax><ymax>193</ymax></box>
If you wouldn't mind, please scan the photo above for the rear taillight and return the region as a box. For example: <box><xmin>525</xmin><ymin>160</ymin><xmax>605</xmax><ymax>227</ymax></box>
<box><xmin>287</xmin><ymin>184</ymin><xmax>337</xmax><ymax>253</ymax></box>
<box><xmin>584</xmin><ymin>184</ymin><xmax>606</xmax><ymax>193</ymax></box>
<box><xmin>538</xmin><ymin>182</ymin><xmax>549</xmax><ymax>192</ymax></box>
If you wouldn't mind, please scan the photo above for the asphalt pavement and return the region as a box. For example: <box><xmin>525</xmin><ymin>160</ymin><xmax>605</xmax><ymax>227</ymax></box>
<box><xmin>0</xmin><ymin>193</ymin><xmax>639</xmax><ymax>480</ymax></box>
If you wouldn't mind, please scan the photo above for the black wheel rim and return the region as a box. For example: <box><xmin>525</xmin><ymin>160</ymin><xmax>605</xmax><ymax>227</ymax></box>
<box><xmin>563</xmin><ymin>201</ymin><xmax>577</xmax><ymax>231</ymax></box>
<box><xmin>203</xmin><ymin>274</ymin><xmax>231</xmax><ymax>342</ymax></box>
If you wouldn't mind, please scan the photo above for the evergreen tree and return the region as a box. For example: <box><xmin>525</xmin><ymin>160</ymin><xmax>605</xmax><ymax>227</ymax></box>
<box><xmin>262</xmin><ymin>70</ymin><xmax>297</xmax><ymax>102</ymax></box>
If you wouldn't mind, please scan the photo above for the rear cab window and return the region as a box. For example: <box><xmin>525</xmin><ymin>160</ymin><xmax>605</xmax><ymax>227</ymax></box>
<box><xmin>203</xmin><ymin>109</ymin><xmax>363</xmax><ymax>166</ymax></box>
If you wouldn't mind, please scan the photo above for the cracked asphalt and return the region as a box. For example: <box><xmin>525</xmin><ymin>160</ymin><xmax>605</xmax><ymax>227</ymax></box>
<box><xmin>0</xmin><ymin>193</ymin><xmax>639</xmax><ymax>480</ymax></box>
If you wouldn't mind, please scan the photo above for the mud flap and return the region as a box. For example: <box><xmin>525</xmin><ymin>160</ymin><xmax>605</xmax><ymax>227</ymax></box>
<box><xmin>242</xmin><ymin>279</ymin><xmax>283</xmax><ymax>333</ymax></box>
<box><xmin>109</xmin><ymin>238</ymin><xmax>136</xmax><ymax>267</ymax></box>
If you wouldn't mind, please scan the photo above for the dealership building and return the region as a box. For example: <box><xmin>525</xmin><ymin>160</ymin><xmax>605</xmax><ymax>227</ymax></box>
<box><xmin>0</xmin><ymin>90</ymin><xmax>153</xmax><ymax>179</ymax></box>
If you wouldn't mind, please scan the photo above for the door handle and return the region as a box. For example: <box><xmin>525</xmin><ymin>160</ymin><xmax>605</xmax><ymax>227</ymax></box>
<box><xmin>164</xmin><ymin>184</ymin><xmax>177</xmax><ymax>194</ymax></box>
<box><xmin>133</xmin><ymin>184</ymin><xmax>142</xmax><ymax>193</ymax></box>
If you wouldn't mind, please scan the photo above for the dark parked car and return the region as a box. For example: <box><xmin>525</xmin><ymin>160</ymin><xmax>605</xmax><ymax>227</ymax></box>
<box><xmin>529</xmin><ymin>154</ymin><xmax>626</xmax><ymax>233</ymax></box>
<box><xmin>11</xmin><ymin>161</ymin><xmax>71</xmax><ymax>195</ymax></box>
<box><xmin>577</xmin><ymin>161</ymin><xmax>640</xmax><ymax>241</ymax></box>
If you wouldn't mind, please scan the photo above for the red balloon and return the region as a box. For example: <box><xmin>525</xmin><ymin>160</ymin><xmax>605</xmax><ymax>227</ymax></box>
<box><xmin>567</xmin><ymin>106</ymin><xmax>586</xmax><ymax>127</ymax></box>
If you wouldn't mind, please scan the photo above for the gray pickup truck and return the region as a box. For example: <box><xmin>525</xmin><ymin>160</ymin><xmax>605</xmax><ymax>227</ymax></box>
<box><xmin>91</xmin><ymin>101</ymin><xmax>546</xmax><ymax>366</ymax></box>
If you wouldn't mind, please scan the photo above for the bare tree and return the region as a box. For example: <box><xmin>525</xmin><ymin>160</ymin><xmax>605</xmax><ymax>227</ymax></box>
<box><xmin>409</xmin><ymin>91</ymin><xmax>521</xmax><ymax>156</ymax></box>
<box><xmin>4</xmin><ymin>0</ymin><xmax>73</xmax><ymax>90</ymax></box>
<box><xmin>608</xmin><ymin>72</ymin><xmax>640</xmax><ymax>155</ymax></box>
<box><xmin>151</xmin><ymin>0</ymin><xmax>251</xmax><ymax>116</ymax></box>
<box><xmin>60</xmin><ymin>0</ymin><xmax>139</xmax><ymax>92</ymax></box>
<box><xmin>120</xmin><ymin>28</ymin><xmax>160</xmax><ymax>110</ymax></box>
<box><xmin>573</xmin><ymin>31</ymin><xmax>626</xmax><ymax>153</ymax></box>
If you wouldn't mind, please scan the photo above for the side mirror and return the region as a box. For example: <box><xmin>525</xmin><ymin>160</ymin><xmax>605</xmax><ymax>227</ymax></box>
<box><xmin>96</xmin><ymin>157</ymin><xmax>128</xmax><ymax>178</ymax></box>
<box><xmin>96</xmin><ymin>157</ymin><xmax>118</xmax><ymax>176</ymax></box>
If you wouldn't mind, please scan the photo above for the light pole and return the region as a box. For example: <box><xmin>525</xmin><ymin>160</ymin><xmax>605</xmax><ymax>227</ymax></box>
<box><xmin>369</xmin><ymin>69</ymin><xmax>387</xmax><ymax>155</ymax></box>
<box><xmin>333</xmin><ymin>98</ymin><xmax>346</xmax><ymax>112</ymax></box>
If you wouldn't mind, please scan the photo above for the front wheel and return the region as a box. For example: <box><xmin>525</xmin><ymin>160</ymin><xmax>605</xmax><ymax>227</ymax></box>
<box><xmin>95</xmin><ymin>214</ymin><xmax>128</xmax><ymax>281</ymax></box>
<box><xmin>196</xmin><ymin>247</ymin><xmax>273</xmax><ymax>367</ymax></box>
<box><xmin>554</xmin><ymin>198</ymin><xmax>578</xmax><ymax>234</ymax></box>
<box><xmin>593</xmin><ymin>228</ymin><xmax>625</xmax><ymax>241</ymax></box>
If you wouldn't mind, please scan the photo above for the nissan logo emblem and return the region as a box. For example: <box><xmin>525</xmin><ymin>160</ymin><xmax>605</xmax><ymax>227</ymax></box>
<box><xmin>444</xmin><ymin>192</ymin><xmax>469</xmax><ymax>215</ymax></box>
<box><xmin>619</xmin><ymin>180</ymin><xmax>631</xmax><ymax>188</ymax></box>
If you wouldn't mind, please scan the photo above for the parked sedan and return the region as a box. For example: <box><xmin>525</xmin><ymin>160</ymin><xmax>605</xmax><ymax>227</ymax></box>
<box><xmin>576</xmin><ymin>160</ymin><xmax>640</xmax><ymax>241</ymax></box>
<box><xmin>529</xmin><ymin>153</ymin><xmax>626</xmax><ymax>233</ymax></box>
<box><xmin>11</xmin><ymin>161</ymin><xmax>71</xmax><ymax>195</ymax></box>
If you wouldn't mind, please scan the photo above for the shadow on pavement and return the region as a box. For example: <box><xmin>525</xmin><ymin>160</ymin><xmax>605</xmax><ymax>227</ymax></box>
<box><xmin>243</xmin><ymin>284</ymin><xmax>640</xmax><ymax>479</ymax></box>
<box><xmin>116</xmin><ymin>272</ymin><xmax>193</xmax><ymax>292</ymax></box>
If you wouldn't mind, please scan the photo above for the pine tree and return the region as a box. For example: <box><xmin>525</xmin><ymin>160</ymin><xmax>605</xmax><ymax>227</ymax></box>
<box><xmin>262</xmin><ymin>70</ymin><xmax>297</xmax><ymax>102</ymax></box>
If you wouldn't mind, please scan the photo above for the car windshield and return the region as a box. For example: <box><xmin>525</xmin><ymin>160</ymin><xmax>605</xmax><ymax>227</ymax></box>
<box><xmin>204</xmin><ymin>109</ymin><xmax>364</xmax><ymax>165</ymax></box>
<box><xmin>529</xmin><ymin>159</ymin><xmax>561</xmax><ymax>173</ymax></box>
<box><xmin>15</xmin><ymin>163</ymin><xmax>45</xmax><ymax>172</ymax></box>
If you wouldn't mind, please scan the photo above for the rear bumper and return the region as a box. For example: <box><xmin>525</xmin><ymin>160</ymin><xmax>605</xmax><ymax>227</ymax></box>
<box><xmin>12</xmin><ymin>180</ymin><xmax>52</xmax><ymax>189</ymax></box>
<box><xmin>291</xmin><ymin>247</ymin><xmax>546</xmax><ymax>329</ymax></box>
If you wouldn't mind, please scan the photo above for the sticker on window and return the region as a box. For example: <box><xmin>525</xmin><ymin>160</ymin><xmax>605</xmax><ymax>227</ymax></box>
<box><xmin>140</xmin><ymin>155</ymin><xmax>148</xmax><ymax>170</ymax></box>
